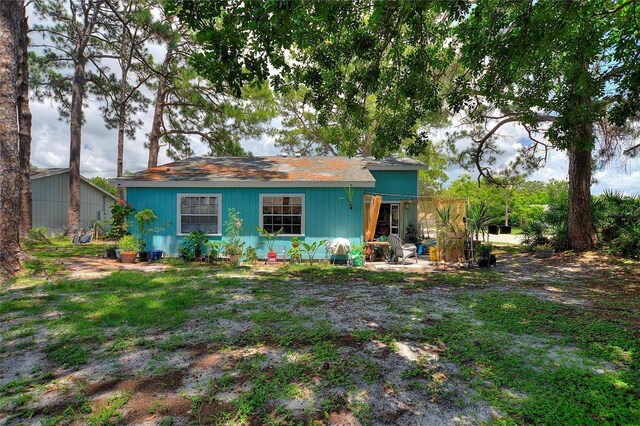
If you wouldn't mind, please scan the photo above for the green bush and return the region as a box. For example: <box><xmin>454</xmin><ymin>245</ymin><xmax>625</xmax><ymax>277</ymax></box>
<box><xmin>594</xmin><ymin>191</ymin><xmax>640</xmax><ymax>258</ymax></box>
<box><xmin>118</xmin><ymin>235</ymin><xmax>141</xmax><ymax>252</ymax></box>
<box><xmin>28</xmin><ymin>227</ymin><xmax>51</xmax><ymax>243</ymax></box>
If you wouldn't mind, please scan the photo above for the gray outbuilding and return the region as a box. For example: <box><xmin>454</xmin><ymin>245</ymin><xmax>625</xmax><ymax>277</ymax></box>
<box><xmin>31</xmin><ymin>168</ymin><xmax>117</xmax><ymax>234</ymax></box>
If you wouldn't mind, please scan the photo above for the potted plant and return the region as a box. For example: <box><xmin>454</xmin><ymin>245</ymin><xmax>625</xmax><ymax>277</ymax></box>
<box><xmin>476</xmin><ymin>243</ymin><xmax>492</xmax><ymax>268</ymax></box>
<box><xmin>118</xmin><ymin>235</ymin><xmax>141</xmax><ymax>263</ymax></box>
<box><xmin>468</xmin><ymin>202</ymin><xmax>494</xmax><ymax>243</ymax></box>
<box><xmin>244</xmin><ymin>246</ymin><xmax>258</xmax><ymax>264</ymax></box>
<box><xmin>254</xmin><ymin>226</ymin><xmax>284</xmax><ymax>263</ymax></box>
<box><xmin>290</xmin><ymin>236</ymin><xmax>302</xmax><ymax>248</ymax></box>
<box><xmin>404</xmin><ymin>224</ymin><xmax>419</xmax><ymax>244</ymax></box>
<box><xmin>300</xmin><ymin>240</ymin><xmax>327</xmax><ymax>265</ymax></box>
<box><xmin>105</xmin><ymin>244</ymin><xmax>118</xmax><ymax>259</ymax></box>
<box><xmin>534</xmin><ymin>243</ymin><xmax>554</xmax><ymax>259</ymax></box>
<box><xmin>135</xmin><ymin>208</ymin><xmax>169</xmax><ymax>262</ymax></box>
<box><xmin>179</xmin><ymin>231</ymin><xmax>208</xmax><ymax>261</ymax></box>
<box><xmin>224</xmin><ymin>208</ymin><xmax>245</xmax><ymax>265</ymax></box>
<box><xmin>350</xmin><ymin>243</ymin><xmax>365</xmax><ymax>267</ymax></box>
<box><xmin>288</xmin><ymin>246</ymin><xmax>302</xmax><ymax>263</ymax></box>
<box><xmin>205</xmin><ymin>240</ymin><xmax>223</xmax><ymax>262</ymax></box>
<box><xmin>107</xmin><ymin>199</ymin><xmax>135</xmax><ymax>240</ymax></box>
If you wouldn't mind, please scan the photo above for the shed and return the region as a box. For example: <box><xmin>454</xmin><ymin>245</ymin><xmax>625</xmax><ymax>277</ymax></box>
<box><xmin>31</xmin><ymin>168</ymin><xmax>117</xmax><ymax>234</ymax></box>
<box><xmin>111</xmin><ymin>156</ymin><xmax>427</xmax><ymax>258</ymax></box>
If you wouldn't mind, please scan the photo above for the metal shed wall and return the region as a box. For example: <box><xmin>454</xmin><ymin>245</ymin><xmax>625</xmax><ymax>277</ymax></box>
<box><xmin>31</xmin><ymin>172</ymin><xmax>115</xmax><ymax>233</ymax></box>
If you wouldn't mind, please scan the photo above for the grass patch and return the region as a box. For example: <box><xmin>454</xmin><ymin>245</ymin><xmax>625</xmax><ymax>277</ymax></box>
<box><xmin>422</xmin><ymin>293</ymin><xmax>640</xmax><ymax>424</ymax></box>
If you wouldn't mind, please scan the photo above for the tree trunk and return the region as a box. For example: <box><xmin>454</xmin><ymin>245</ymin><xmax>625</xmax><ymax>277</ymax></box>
<box><xmin>18</xmin><ymin>11</ymin><xmax>32</xmax><ymax>238</ymax></box>
<box><xmin>147</xmin><ymin>49</ymin><xmax>172</xmax><ymax>168</ymax></box>
<box><xmin>0</xmin><ymin>1</ymin><xmax>24</xmax><ymax>277</ymax></box>
<box><xmin>68</xmin><ymin>59</ymin><xmax>86</xmax><ymax>234</ymax></box>
<box><xmin>116</xmin><ymin>66</ymin><xmax>128</xmax><ymax>197</ymax></box>
<box><xmin>567</xmin><ymin>144</ymin><xmax>597</xmax><ymax>251</ymax></box>
<box><xmin>504</xmin><ymin>195</ymin><xmax>509</xmax><ymax>226</ymax></box>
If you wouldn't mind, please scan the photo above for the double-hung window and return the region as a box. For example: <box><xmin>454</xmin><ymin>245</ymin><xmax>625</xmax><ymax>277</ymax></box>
<box><xmin>260</xmin><ymin>194</ymin><xmax>304</xmax><ymax>236</ymax></box>
<box><xmin>177</xmin><ymin>194</ymin><xmax>221</xmax><ymax>235</ymax></box>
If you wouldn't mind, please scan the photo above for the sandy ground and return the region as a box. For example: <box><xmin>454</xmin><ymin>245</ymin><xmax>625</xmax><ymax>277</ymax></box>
<box><xmin>1</xmin><ymin>250</ymin><xmax>638</xmax><ymax>425</ymax></box>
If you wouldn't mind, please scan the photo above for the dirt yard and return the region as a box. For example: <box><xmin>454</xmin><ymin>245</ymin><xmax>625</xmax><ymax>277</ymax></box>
<box><xmin>1</xmin><ymin>247</ymin><xmax>639</xmax><ymax>425</ymax></box>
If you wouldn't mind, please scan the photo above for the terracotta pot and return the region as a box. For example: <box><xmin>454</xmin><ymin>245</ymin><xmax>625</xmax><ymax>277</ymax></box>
<box><xmin>291</xmin><ymin>242</ymin><xmax>300</xmax><ymax>248</ymax></box>
<box><xmin>229</xmin><ymin>253</ymin><xmax>241</xmax><ymax>264</ymax></box>
<box><xmin>120</xmin><ymin>252</ymin><xmax>137</xmax><ymax>264</ymax></box>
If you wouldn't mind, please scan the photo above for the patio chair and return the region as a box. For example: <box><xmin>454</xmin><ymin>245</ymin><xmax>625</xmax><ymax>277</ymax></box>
<box><xmin>326</xmin><ymin>238</ymin><xmax>352</xmax><ymax>265</ymax></box>
<box><xmin>388</xmin><ymin>234</ymin><xmax>418</xmax><ymax>264</ymax></box>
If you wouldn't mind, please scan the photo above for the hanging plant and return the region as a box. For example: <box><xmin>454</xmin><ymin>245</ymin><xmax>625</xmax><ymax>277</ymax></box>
<box><xmin>342</xmin><ymin>187</ymin><xmax>355</xmax><ymax>210</ymax></box>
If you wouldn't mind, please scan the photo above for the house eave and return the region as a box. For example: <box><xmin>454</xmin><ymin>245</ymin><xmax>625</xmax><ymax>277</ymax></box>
<box><xmin>110</xmin><ymin>180</ymin><xmax>376</xmax><ymax>188</ymax></box>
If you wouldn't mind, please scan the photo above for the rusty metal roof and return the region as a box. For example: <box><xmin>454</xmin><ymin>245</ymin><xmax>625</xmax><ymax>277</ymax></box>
<box><xmin>111</xmin><ymin>156</ymin><xmax>426</xmax><ymax>188</ymax></box>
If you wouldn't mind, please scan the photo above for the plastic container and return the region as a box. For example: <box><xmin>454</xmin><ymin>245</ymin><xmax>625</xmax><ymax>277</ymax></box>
<box><xmin>149</xmin><ymin>250</ymin><xmax>163</xmax><ymax>261</ymax></box>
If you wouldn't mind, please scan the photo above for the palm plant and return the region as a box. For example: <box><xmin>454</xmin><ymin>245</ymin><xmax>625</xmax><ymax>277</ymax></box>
<box><xmin>253</xmin><ymin>226</ymin><xmax>284</xmax><ymax>253</ymax></box>
<box><xmin>467</xmin><ymin>202</ymin><xmax>494</xmax><ymax>242</ymax></box>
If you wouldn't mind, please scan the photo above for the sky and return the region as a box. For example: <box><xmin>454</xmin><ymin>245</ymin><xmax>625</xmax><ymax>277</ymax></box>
<box><xmin>26</xmin><ymin>5</ymin><xmax>638</xmax><ymax>196</ymax></box>
<box><xmin>30</xmin><ymin>95</ymin><xmax>639</xmax><ymax>195</ymax></box>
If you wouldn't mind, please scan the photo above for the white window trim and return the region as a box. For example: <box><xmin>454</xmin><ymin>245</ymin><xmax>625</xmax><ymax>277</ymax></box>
<box><xmin>177</xmin><ymin>193</ymin><xmax>222</xmax><ymax>236</ymax></box>
<box><xmin>259</xmin><ymin>193</ymin><xmax>305</xmax><ymax>237</ymax></box>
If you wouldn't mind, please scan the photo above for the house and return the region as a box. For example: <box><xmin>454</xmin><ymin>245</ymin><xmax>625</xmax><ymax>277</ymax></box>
<box><xmin>31</xmin><ymin>168</ymin><xmax>117</xmax><ymax>234</ymax></box>
<box><xmin>111</xmin><ymin>156</ymin><xmax>427</xmax><ymax>257</ymax></box>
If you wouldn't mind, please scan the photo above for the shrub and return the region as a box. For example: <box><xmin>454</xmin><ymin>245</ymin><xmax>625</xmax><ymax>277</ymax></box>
<box><xmin>118</xmin><ymin>235</ymin><xmax>141</xmax><ymax>252</ymax></box>
<box><xmin>476</xmin><ymin>243</ymin><xmax>492</xmax><ymax>259</ymax></box>
<box><xmin>180</xmin><ymin>231</ymin><xmax>208</xmax><ymax>260</ymax></box>
<box><xmin>28</xmin><ymin>227</ymin><xmax>51</xmax><ymax>243</ymax></box>
<box><xmin>108</xmin><ymin>199</ymin><xmax>135</xmax><ymax>239</ymax></box>
<box><xmin>244</xmin><ymin>246</ymin><xmax>258</xmax><ymax>263</ymax></box>
<box><xmin>594</xmin><ymin>191</ymin><xmax>640</xmax><ymax>258</ymax></box>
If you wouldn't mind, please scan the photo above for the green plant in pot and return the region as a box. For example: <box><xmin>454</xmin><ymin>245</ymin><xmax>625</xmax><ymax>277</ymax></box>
<box><xmin>244</xmin><ymin>246</ymin><xmax>258</xmax><ymax>264</ymax></box>
<box><xmin>301</xmin><ymin>240</ymin><xmax>327</xmax><ymax>265</ymax></box>
<box><xmin>534</xmin><ymin>243</ymin><xmax>554</xmax><ymax>259</ymax></box>
<box><xmin>253</xmin><ymin>226</ymin><xmax>284</xmax><ymax>263</ymax></box>
<box><xmin>135</xmin><ymin>208</ymin><xmax>169</xmax><ymax>261</ymax></box>
<box><xmin>350</xmin><ymin>243</ymin><xmax>365</xmax><ymax>266</ymax></box>
<box><xmin>290</xmin><ymin>236</ymin><xmax>301</xmax><ymax>248</ymax></box>
<box><xmin>205</xmin><ymin>240</ymin><xmax>223</xmax><ymax>262</ymax></box>
<box><xmin>223</xmin><ymin>208</ymin><xmax>245</xmax><ymax>265</ymax></box>
<box><xmin>287</xmin><ymin>246</ymin><xmax>302</xmax><ymax>263</ymax></box>
<box><xmin>179</xmin><ymin>231</ymin><xmax>208</xmax><ymax>261</ymax></box>
<box><xmin>476</xmin><ymin>243</ymin><xmax>492</xmax><ymax>268</ymax></box>
<box><xmin>118</xmin><ymin>235</ymin><xmax>141</xmax><ymax>263</ymax></box>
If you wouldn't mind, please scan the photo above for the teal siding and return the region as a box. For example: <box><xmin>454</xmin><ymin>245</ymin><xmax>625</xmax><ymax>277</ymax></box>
<box><xmin>368</xmin><ymin>170</ymin><xmax>418</xmax><ymax>201</ymax></box>
<box><xmin>368</xmin><ymin>170</ymin><xmax>420</xmax><ymax>239</ymax></box>
<box><xmin>126</xmin><ymin>186</ymin><xmax>364</xmax><ymax>257</ymax></box>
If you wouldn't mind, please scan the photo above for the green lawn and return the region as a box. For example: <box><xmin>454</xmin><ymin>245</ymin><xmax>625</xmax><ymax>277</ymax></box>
<box><xmin>1</xmin><ymin>242</ymin><xmax>638</xmax><ymax>425</ymax></box>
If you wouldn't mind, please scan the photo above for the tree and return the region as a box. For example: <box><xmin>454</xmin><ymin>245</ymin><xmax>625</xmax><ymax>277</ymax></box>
<box><xmin>97</xmin><ymin>0</ymin><xmax>154</xmax><ymax>185</ymax></box>
<box><xmin>273</xmin><ymin>86</ymin><xmax>338</xmax><ymax>156</ymax></box>
<box><xmin>450</xmin><ymin>0</ymin><xmax>640</xmax><ymax>250</ymax></box>
<box><xmin>144</xmin><ymin>11</ymin><xmax>275</xmax><ymax>168</ymax></box>
<box><xmin>18</xmin><ymin>6</ymin><xmax>32</xmax><ymax>238</ymax></box>
<box><xmin>89</xmin><ymin>176</ymin><xmax>117</xmax><ymax>196</ymax></box>
<box><xmin>32</xmin><ymin>0</ymin><xmax>112</xmax><ymax>234</ymax></box>
<box><xmin>167</xmin><ymin>1</ymin><xmax>453</xmax><ymax>159</ymax></box>
<box><xmin>0</xmin><ymin>0</ymin><xmax>26</xmax><ymax>277</ymax></box>
<box><xmin>170</xmin><ymin>0</ymin><xmax>639</xmax><ymax>252</ymax></box>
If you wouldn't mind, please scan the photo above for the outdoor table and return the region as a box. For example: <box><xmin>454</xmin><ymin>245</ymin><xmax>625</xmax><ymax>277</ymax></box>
<box><xmin>365</xmin><ymin>241</ymin><xmax>391</xmax><ymax>262</ymax></box>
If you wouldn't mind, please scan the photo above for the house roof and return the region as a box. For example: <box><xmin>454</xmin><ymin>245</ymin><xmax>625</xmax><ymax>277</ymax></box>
<box><xmin>111</xmin><ymin>156</ymin><xmax>427</xmax><ymax>188</ymax></box>
<box><xmin>31</xmin><ymin>168</ymin><xmax>118</xmax><ymax>200</ymax></box>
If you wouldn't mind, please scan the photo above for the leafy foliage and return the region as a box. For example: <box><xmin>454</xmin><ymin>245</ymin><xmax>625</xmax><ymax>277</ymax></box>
<box><xmin>108</xmin><ymin>199</ymin><xmax>135</xmax><ymax>239</ymax></box>
<box><xmin>89</xmin><ymin>177</ymin><xmax>117</xmax><ymax>196</ymax></box>
<box><xmin>594</xmin><ymin>191</ymin><xmax>640</xmax><ymax>258</ymax></box>
<box><xmin>166</xmin><ymin>0</ymin><xmax>453</xmax><ymax>158</ymax></box>
<box><xmin>223</xmin><ymin>208</ymin><xmax>245</xmax><ymax>257</ymax></box>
